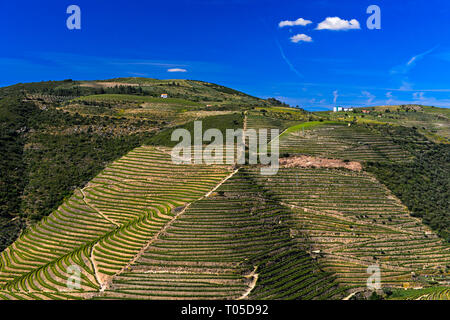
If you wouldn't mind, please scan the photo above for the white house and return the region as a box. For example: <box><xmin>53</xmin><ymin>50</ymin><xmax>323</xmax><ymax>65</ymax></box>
<box><xmin>334</xmin><ymin>107</ymin><xmax>353</xmax><ymax>112</ymax></box>
<box><xmin>160</xmin><ymin>93</ymin><xmax>168</xmax><ymax>98</ymax></box>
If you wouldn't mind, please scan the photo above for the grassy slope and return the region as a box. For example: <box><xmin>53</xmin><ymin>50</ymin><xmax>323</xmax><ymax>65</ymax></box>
<box><xmin>315</xmin><ymin>105</ymin><xmax>450</xmax><ymax>142</ymax></box>
<box><xmin>81</xmin><ymin>77</ymin><xmax>266</xmax><ymax>106</ymax></box>
<box><xmin>279</xmin><ymin>121</ymin><xmax>338</xmax><ymax>138</ymax></box>
<box><xmin>146</xmin><ymin>112</ymin><xmax>244</xmax><ymax>147</ymax></box>
<box><xmin>73</xmin><ymin>94</ymin><xmax>202</xmax><ymax>106</ymax></box>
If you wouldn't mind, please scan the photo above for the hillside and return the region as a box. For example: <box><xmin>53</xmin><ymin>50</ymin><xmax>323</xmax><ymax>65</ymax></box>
<box><xmin>0</xmin><ymin>78</ymin><xmax>448</xmax><ymax>300</ymax></box>
<box><xmin>0</xmin><ymin>78</ymin><xmax>283</xmax><ymax>251</ymax></box>
<box><xmin>316</xmin><ymin>105</ymin><xmax>450</xmax><ymax>143</ymax></box>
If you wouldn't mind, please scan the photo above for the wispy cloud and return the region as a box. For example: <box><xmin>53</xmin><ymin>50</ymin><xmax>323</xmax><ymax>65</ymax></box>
<box><xmin>333</xmin><ymin>90</ymin><xmax>339</xmax><ymax>103</ymax></box>
<box><xmin>290</xmin><ymin>34</ymin><xmax>312</xmax><ymax>43</ymax></box>
<box><xmin>167</xmin><ymin>68</ymin><xmax>187</xmax><ymax>72</ymax></box>
<box><xmin>279</xmin><ymin>18</ymin><xmax>312</xmax><ymax>28</ymax></box>
<box><xmin>316</xmin><ymin>17</ymin><xmax>360</xmax><ymax>31</ymax></box>
<box><xmin>413</xmin><ymin>92</ymin><xmax>426</xmax><ymax>101</ymax></box>
<box><xmin>399</xmin><ymin>81</ymin><xmax>413</xmax><ymax>91</ymax></box>
<box><xmin>361</xmin><ymin>90</ymin><xmax>375</xmax><ymax>103</ymax></box>
<box><xmin>274</xmin><ymin>38</ymin><xmax>303</xmax><ymax>78</ymax></box>
<box><xmin>386</xmin><ymin>91</ymin><xmax>393</xmax><ymax>104</ymax></box>
<box><xmin>391</xmin><ymin>45</ymin><xmax>439</xmax><ymax>75</ymax></box>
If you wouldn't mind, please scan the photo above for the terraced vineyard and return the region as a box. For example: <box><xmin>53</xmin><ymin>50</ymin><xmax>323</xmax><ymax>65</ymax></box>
<box><xmin>0</xmin><ymin>146</ymin><xmax>232</xmax><ymax>299</ymax></box>
<box><xmin>98</xmin><ymin>170</ymin><xmax>346</xmax><ymax>300</ymax></box>
<box><xmin>248</xmin><ymin>167</ymin><xmax>450</xmax><ymax>290</ymax></box>
<box><xmin>0</xmin><ymin>90</ymin><xmax>448</xmax><ymax>301</ymax></box>
<box><xmin>246</xmin><ymin>112</ymin><xmax>298</xmax><ymax>138</ymax></box>
<box><xmin>408</xmin><ymin>288</ymin><xmax>450</xmax><ymax>300</ymax></box>
<box><xmin>387</xmin><ymin>286</ymin><xmax>450</xmax><ymax>300</ymax></box>
<box><xmin>279</xmin><ymin>123</ymin><xmax>413</xmax><ymax>162</ymax></box>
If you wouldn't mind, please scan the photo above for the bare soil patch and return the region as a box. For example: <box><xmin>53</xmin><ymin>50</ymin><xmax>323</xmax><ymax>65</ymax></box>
<box><xmin>279</xmin><ymin>155</ymin><xmax>362</xmax><ymax>171</ymax></box>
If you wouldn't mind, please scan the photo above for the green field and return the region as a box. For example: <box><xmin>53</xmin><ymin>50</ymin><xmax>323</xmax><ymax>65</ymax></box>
<box><xmin>73</xmin><ymin>94</ymin><xmax>203</xmax><ymax>107</ymax></box>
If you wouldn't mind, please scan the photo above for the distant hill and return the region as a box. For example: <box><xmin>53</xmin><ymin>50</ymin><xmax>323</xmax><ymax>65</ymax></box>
<box><xmin>315</xmin><ymin>104</ymin><xmax>450</xmax><ymax>142</ymax></box>
<box><xmin>0</xmin><ymin>77</ymin><xmax>267</xmax><ymax>108</ymax></box>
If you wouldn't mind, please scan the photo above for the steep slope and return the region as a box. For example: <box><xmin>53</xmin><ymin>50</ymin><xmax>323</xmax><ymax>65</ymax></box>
<box><xmin>97</xmin><ymin>170</ymin><xmax>345</xmax><ymax>300</ymax></box>
<box><xmin>248</xmin><ymin>165</ymin><xmax>450</xmax><ymax>291</ymax></box>
<box><xmin>278</xmin><ymin>122</ymin><xmax>412</xmax><ymax>162</ymax></box>
<box><xmin>0</xmin><ymin>78</ymin><xmax>272</xmax><ymax>252</ymax></box>
<box><xmin>0</xmin><ymin>147</ymin><xmax>232</xmax><ymax>299</ymax></box>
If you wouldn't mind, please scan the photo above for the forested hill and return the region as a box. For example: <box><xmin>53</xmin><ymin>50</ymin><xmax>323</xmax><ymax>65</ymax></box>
<box><xmin>0</xmin><ymin>95</ymin><xmax>152</xmax><ymax>250</ymax></box>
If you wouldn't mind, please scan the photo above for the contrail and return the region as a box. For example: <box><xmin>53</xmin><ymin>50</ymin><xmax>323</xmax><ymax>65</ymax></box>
<box><xmin>407</xmin><ymin>45</ymin><xmax>440</xmax><ymax>66</ymax></box>
<box><xmin>275</xmin><ymin>38</ymin><xmax>304</xmax><ymax>78</ymax></box>
<box><xmin>259</xmin><ymin>16</ymin><xmax>304</xmax><ymax>79</ymax></box>
<box><xmin>333</xmin><ymin>90</ymin><xmax>339</xmax><ymax>103</ymax></box>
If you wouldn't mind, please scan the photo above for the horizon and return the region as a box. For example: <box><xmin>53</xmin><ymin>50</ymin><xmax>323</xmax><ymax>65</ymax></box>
<box><xmin>0</xmin><ymin>76</ymin><xmax>444</xmax><ymax>112</ymax></box>
<box><xmin>2</xmin><ymin>0</ymin><xmax>450</xmax><ymax>110</ymax></box>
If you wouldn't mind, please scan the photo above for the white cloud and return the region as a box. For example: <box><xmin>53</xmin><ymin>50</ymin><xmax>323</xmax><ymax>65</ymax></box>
<box><xmin>167</xmin><ymin>68</ymin><xmax>187</xmax><ymax>72</ymax></box>
<box><xmin>386</xmin><ymin>92</ymin><xmax>394</xmax><ymax>104</ymax></box>
<box><xmin>362</xmin><ymin>90</ymin><xmax>375</xmax><ymax>103</ymax></box>
<box><xmin>413</xmin><ymin>92</ymin><xmax>425</xmax><ymax>100</ymax></box>
<box><xmin>316</xmin><ymin>17</ymin><xmax>360</xmax><ymax>31</ymax></box>
<box><xmin>279</xmin><ymin>18</ymin><xmax>312</xmax><ymax>28</ymax></box>
<box><xmin>399</xmin><ymin>81</ymin><xmax>413</xmax><ymax>91</ymax></box>
<box><xmin>290</xmin><ymin>34</ymin><xmax>312</xmax><ymax>43</ymax></box>
<box><xmin>333</xmin><ymin>90</ymin><xmax>339</xmax><ymax>103</ymax></box>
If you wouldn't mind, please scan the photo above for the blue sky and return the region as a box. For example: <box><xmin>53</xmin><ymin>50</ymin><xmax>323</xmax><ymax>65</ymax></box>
<box><xmin>1</xmin><ymin>0</ymin><xmax>450</xmax><ymax>110</ymax></box>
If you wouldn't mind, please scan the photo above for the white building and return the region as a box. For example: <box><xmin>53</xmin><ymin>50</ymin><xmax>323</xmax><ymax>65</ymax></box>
<box><xmin>160</xmin><ymin>93</ymin><xmax>168</xmax><ymax>98</ymax></box>
<box><xmin>333</xmin><ymin>107</ymin><xmax>353</xmax><ymax>112</ymax></box>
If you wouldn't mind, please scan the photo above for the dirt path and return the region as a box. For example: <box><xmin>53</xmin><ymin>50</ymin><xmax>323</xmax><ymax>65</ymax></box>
<box><xmin>80</xmin><ymin>188</ymin><xmax>120</xmax><ymax>227</ymax></box>
<box><xmin>79</xmin><ymin>187</ymin><xmax>121</xmax><ymax>291</ymax></box>
<box><xmin>243</xmin><ymin>111</ymin><xmax>248</xmax><ymax>133</ymax></box>
<box><xmin>238</xmin><ymin>266</ymin><xmax>259</xmax><ymax>300</ymax></box>
<box><xmin>90</xmin><ymin>167</ymin><xmax>241</xmax><ymax>294</ymax></box>
<box><xmin>269</xmin><ymin>127</ymin><xmax>287</xmax><ymax>145</ymax></box>
<box><xmin>119</xmin><ymin>167</ymin><xmax>239</xmax><ymax>271</ymax></box>
<box><xmin>85</xmin><ymin>117</ymin><xmax>245</xmax><ymax>296</ymax></box>
<box><xmin>343</xmin><ymin>289</ymin><xmax>365</xmax><ymax>300</ymax></box>
<box><xmin>205</xmin><ymin>168</ymin><xmax>239</xmax><ymax>198</ymax></box>
<box><xmin>89</xmin><ymin>243</ymin><xmax>108</xmax><ymax>292</ymax></box>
